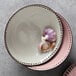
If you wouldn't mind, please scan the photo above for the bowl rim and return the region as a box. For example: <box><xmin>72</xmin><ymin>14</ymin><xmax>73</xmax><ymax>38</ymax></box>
<box><xmin>4</xmin><ymin>4</ymin><xmax>63</xmax><ymax>66</ymax></box>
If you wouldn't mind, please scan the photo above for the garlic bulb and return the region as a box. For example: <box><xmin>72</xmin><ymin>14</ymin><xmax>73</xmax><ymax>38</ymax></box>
<box><xmin>43</xmin><ymin>28</ymin><xmax>56</xmax><ymax>42</ymax></box>
<box><xmin>38</xmin><ymin>27</ymin><xmax>56</xmax><ymax>52</ymax></box>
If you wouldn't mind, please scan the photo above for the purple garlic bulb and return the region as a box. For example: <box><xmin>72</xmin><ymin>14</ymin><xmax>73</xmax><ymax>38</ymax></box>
<box><xmin>43</xmin><ymin>28</ymin><xmax>56</xmax><ymax>42</ymax></box>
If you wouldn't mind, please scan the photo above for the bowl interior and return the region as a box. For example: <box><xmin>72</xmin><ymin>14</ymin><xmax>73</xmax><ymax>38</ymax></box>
<box><xmin>5</xmin><ymin>5</ymin><xmax>63</xmax><ymax>66</ymax></box>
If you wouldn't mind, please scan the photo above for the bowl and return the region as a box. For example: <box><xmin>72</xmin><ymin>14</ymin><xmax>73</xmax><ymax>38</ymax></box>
<box><xmin>4</xmin><ymin>4</ymin><xmax>63</xmax><ymax>66</ymax></box>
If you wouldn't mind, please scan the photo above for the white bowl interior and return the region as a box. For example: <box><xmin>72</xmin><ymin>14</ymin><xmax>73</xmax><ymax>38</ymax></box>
<box><xmin>5</xmin><ymin>5</ymin><xmax>62</xmax><ymax>65</ymax></box>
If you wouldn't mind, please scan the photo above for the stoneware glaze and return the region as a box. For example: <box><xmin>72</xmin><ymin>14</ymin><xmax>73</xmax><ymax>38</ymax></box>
<box><xmin>4</xmin><ymin>4</ymin><xmax>63</xmax><ymax>66</ymax></box>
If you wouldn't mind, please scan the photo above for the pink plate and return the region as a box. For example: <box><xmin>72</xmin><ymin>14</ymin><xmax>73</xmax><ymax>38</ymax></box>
<box><xmin>63</xmin><ymin>64</ymin><xmax>76</xmax><ymax>76</ymax></box>
<box><xmin>28</xmin><ymin>13</ymin><xmax>72</xmax><ymax>71</ymax></box>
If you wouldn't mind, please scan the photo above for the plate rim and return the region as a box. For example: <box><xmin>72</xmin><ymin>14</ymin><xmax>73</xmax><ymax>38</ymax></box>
<box><xmin>63</xmin><ymin>64</ymin><xmax>76</xmax><ymax>76</ymax></box>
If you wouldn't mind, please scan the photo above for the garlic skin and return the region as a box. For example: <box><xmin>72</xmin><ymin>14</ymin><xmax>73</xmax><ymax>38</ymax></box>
<box><xmin>38</xmin><ymin>40</ymin><xmax>50</xmax><ymax>52</ymax></box>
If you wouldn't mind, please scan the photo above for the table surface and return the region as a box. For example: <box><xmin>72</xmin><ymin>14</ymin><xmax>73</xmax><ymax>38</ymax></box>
<box><xmin>0</xmin><ymin>0</ymin><xmax>76</xmax><ymax>76</ymax></box>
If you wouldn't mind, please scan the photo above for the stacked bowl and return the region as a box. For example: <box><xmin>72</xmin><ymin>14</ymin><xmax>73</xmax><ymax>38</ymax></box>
<box><xmin>4</xmin><ymin>4</ymin><xmax>72</xmax><ymax>71</ymax></box>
